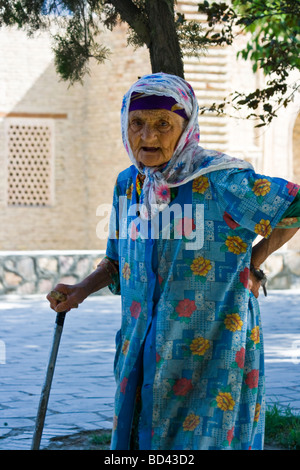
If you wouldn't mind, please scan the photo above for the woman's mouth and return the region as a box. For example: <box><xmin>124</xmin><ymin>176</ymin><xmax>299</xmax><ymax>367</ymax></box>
<box><xmin>141</xmin><ymin>147</ymin><xmax>160</xmax><ymax>153</ymax></box>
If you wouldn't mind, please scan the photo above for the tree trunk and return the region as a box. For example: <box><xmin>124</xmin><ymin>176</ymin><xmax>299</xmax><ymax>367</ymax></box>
<box><xmin>145</xmin><ymin>0</ymin><xmax>184</xmax><ymax>78</ymax></box>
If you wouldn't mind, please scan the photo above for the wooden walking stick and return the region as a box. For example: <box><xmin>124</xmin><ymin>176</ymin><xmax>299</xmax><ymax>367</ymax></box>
<box><xmin>31</xmin><ymin>291</ymin><xmax>67</xmax><ymax>450</ymax></box>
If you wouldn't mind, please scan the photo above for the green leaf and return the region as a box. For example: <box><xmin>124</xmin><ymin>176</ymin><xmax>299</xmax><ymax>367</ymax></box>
<box><xmin>218</xmin><ymin>232</ymin><xmax>227</xmax><ymax>241</ymax></box>
<box><xmin>257</xmin><ymin>195</ymin><xmax>264</xmax><ymax>205</ymax></box>
<box><xmin>220</xmin><ymin>245</ymin><xmax>228</xmax><ymax>252</ymax></box>
<box><xmin>193</xmin><ymin>355</ymin><xmax>204</xmax><ymax>362</ymax></box>
<box><xmin>193</xmin><ymin>192</ymin><xmax>205</xmax><ymax>202</ymax></box>
<box><xmin>180</xmin><ymin>316</ymin><xmax>191</xmax><ymax>324</ymax></box>
<box><xmin>184</xmin><ymin>270</ymin><xmax>193</xmax><ymax>277</ymax></box>
<box><xmin>170</xmin><ymin>311</ymin><xmax>178</xmax><ymax>320</ymax></box>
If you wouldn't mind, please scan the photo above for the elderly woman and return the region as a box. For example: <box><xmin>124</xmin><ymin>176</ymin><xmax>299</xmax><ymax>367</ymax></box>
<box><xmin>48</xmin><ymin>73</ymin><xmax>300</xmax><ymax>450</ymax></box>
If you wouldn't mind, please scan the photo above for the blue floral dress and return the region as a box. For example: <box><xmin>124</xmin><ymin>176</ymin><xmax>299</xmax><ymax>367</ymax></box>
<box><xmin>106</xmin><ymin>164</ymin><xmax>298</xmax><ymax>450</ymax></box>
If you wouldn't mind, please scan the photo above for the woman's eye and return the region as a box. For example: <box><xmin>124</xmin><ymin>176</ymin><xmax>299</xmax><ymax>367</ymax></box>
<box><xmin>158</xmin><ymin>121</ymin><xmax>170</xmax><ymax>129</ymax></box>
<box><xmin>130</xmin><ymin>120</ymin><xmax>143</xmax><ymax>129</ymax></box>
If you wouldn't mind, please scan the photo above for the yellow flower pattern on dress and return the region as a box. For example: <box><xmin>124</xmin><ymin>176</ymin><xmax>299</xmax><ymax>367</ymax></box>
<box><xmin>250</xmin><ymin>326</ymin><xmax>260</xmax><ymax>345</ymax></box>
<box><xmin>277</xmin><ymin>217</ymin><xmax>299</xmax><ymax>228</ymax></box>
<box><xmin>192</xmin><ymin>175</ymin><xmax>209</xmax><ymax>194</ymax></box>
<box><xmin>190</xmin><ymin>256</ymin><xmax>212</xmax><ymax>276</ymax></box>
<box><xmin>225</xmin><ymin>236</ymin><xmax>247</xmax><ymax>255</ymax></box>
<box><xmin>190</xmin><ymin>337</ymin><xmax>210</xmax><ymax>356</ymax></box>
<box><xmin>122</xmin><ymin>262</ymin><xmax>131</xmax><ymax>280</ymax></box>
<box><xmin>122</xmin><ymin>340</ymin><xmax>130</xmax><ymax>355</ymax></box>
<box><xmin>252</xmin><ymin>179</ymin><xmax>271</xmax><ymax>197</ymax></box>
<box><xmin>254</xmin><ymin>219</ymin><xmax>272</xmax><ymax>238</ymax></box>
<box><xmin>216</xmin><ymin>392</ymin><xmax>235</xmax><ymax>411</ymax></box>
<box><xmin>183</xmin><ymin>413</ymin><xmax>200</xmax><ymax>431</ymax></box>
<box><xmin>126</xmin><ymin>183</ymin><xmax>133</xmax><ymax>200</ymax></box>
<box><xmin>254</xmin><ymin>403</ymin><xmax>261</xmax><ymax>422</ymax></box>
<box><xmin>224</xmin><ymin>313</ymin><xmax>243</xmax><ymax>332</ymax></box>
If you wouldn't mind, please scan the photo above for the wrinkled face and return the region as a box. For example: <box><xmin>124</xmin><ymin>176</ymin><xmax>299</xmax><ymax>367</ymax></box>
<box><xmin>128</xmin><ymin>109</ymin><xmax>186</xmax><ymax>167</ymax></box>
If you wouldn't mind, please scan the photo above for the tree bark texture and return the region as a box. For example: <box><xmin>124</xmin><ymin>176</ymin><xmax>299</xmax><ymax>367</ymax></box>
<box><xmin>145</xmin><ymin>0</ymin><xmax>184</xmax><ymax>78</ymax></box>
<box><xmin>108</xmin><ymin>0</ymin><xmax>184</xmax><ymax>77</ymax></box>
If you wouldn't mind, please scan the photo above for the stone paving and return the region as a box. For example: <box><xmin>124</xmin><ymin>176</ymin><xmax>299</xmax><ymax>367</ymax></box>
<box><xmin>0</xmin><ymin>291</ymin><xmax>300</xmax><ymax>450</ymax></box>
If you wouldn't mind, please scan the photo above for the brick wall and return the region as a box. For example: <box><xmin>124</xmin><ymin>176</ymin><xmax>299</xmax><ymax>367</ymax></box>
<box><xmin>0</xmin><ymin>24</ymin><xmax>151</xmax><ymax>251</ymax></box>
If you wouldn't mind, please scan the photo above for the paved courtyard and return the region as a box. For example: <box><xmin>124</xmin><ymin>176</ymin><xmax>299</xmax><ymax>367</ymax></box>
<box><xmin>0</xmin><ymin>291</ymin><xmax>300</xmax><ymax>450</ymax></box>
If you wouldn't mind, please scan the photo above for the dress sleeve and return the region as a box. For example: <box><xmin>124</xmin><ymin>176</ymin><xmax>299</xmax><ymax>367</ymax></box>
<box><xmin>276</xmin><ymin>189</ymin><xmax>300</xmax><ymax>229</ymax></box>
<box><xmin>106</xmin><ymin>181</ymin><xmax>120</xmax><ymax>262</ymax></box>
<box><xmin>210</xmin><ymin>168</ymin><xmax>300</xmax><ymax>238</ymax></box>
<box><xmin>105</xmin><ymin>182</ymin><xmax>121</xmax><ymax>294</ymax></box>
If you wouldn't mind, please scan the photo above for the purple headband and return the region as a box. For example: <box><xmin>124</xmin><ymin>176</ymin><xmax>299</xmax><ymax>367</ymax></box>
<box><xmin>129</xmin><ymin>92</ymin><xmax>189</xmax><ymax>120</ymax></box>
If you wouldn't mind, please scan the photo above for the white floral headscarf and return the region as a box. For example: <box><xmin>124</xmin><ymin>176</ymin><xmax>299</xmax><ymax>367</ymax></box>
<box><xmin>121</xmin><ymin>72</ymin><xmax>252</xmax><ymax>219</ymax></box>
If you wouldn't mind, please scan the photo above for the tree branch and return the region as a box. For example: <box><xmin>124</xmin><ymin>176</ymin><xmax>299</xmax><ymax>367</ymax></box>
<box><xmin>106</xmin><ymin>0</ymin><xmax>151</xmax><ymax>47</ymax></box>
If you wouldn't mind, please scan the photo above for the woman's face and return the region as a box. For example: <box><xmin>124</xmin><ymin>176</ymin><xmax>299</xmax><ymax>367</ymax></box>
<box><xmin>128</xmin><ymin>109</ymin><xmax>186</xmax><ymax>167</ymax></box>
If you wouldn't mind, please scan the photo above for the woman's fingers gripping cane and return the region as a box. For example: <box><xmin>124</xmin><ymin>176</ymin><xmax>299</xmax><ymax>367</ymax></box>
<box><xmin>46</xmin><ymin>284</ymin><xmax>84</xmax><ymax>313</ymax></box>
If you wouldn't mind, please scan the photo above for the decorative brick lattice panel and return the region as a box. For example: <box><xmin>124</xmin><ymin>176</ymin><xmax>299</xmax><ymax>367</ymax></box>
<box><xmin>6</xmin><ymin>119</ymin><xmax>54</xmax><ymax>206</ymax></box>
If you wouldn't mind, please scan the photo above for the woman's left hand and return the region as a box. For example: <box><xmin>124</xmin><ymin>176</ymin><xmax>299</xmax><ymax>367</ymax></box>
<box><xmin>249</xmin><ymin>271</ymin><xmax>261</xmax><ymax>298</ymax></box>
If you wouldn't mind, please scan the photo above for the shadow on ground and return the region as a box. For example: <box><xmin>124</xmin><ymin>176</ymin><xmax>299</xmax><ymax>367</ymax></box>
<box><xmin>43</xmin><ymin>429</ymin><xmax>285</xmax><ymax>450</ymax></box>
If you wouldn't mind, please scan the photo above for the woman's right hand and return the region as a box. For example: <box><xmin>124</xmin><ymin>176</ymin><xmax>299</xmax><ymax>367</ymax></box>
<box><xmin>46</xmin><ymin>282</ymin><xmax>89</xmax><ymax>313</ymax></box>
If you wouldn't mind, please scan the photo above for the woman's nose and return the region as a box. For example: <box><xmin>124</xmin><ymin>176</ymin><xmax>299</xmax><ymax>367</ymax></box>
<box><xmin>141</xmin><ymin>123</ymin><xmax>157</xmax><ymax>141</ymax></box>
